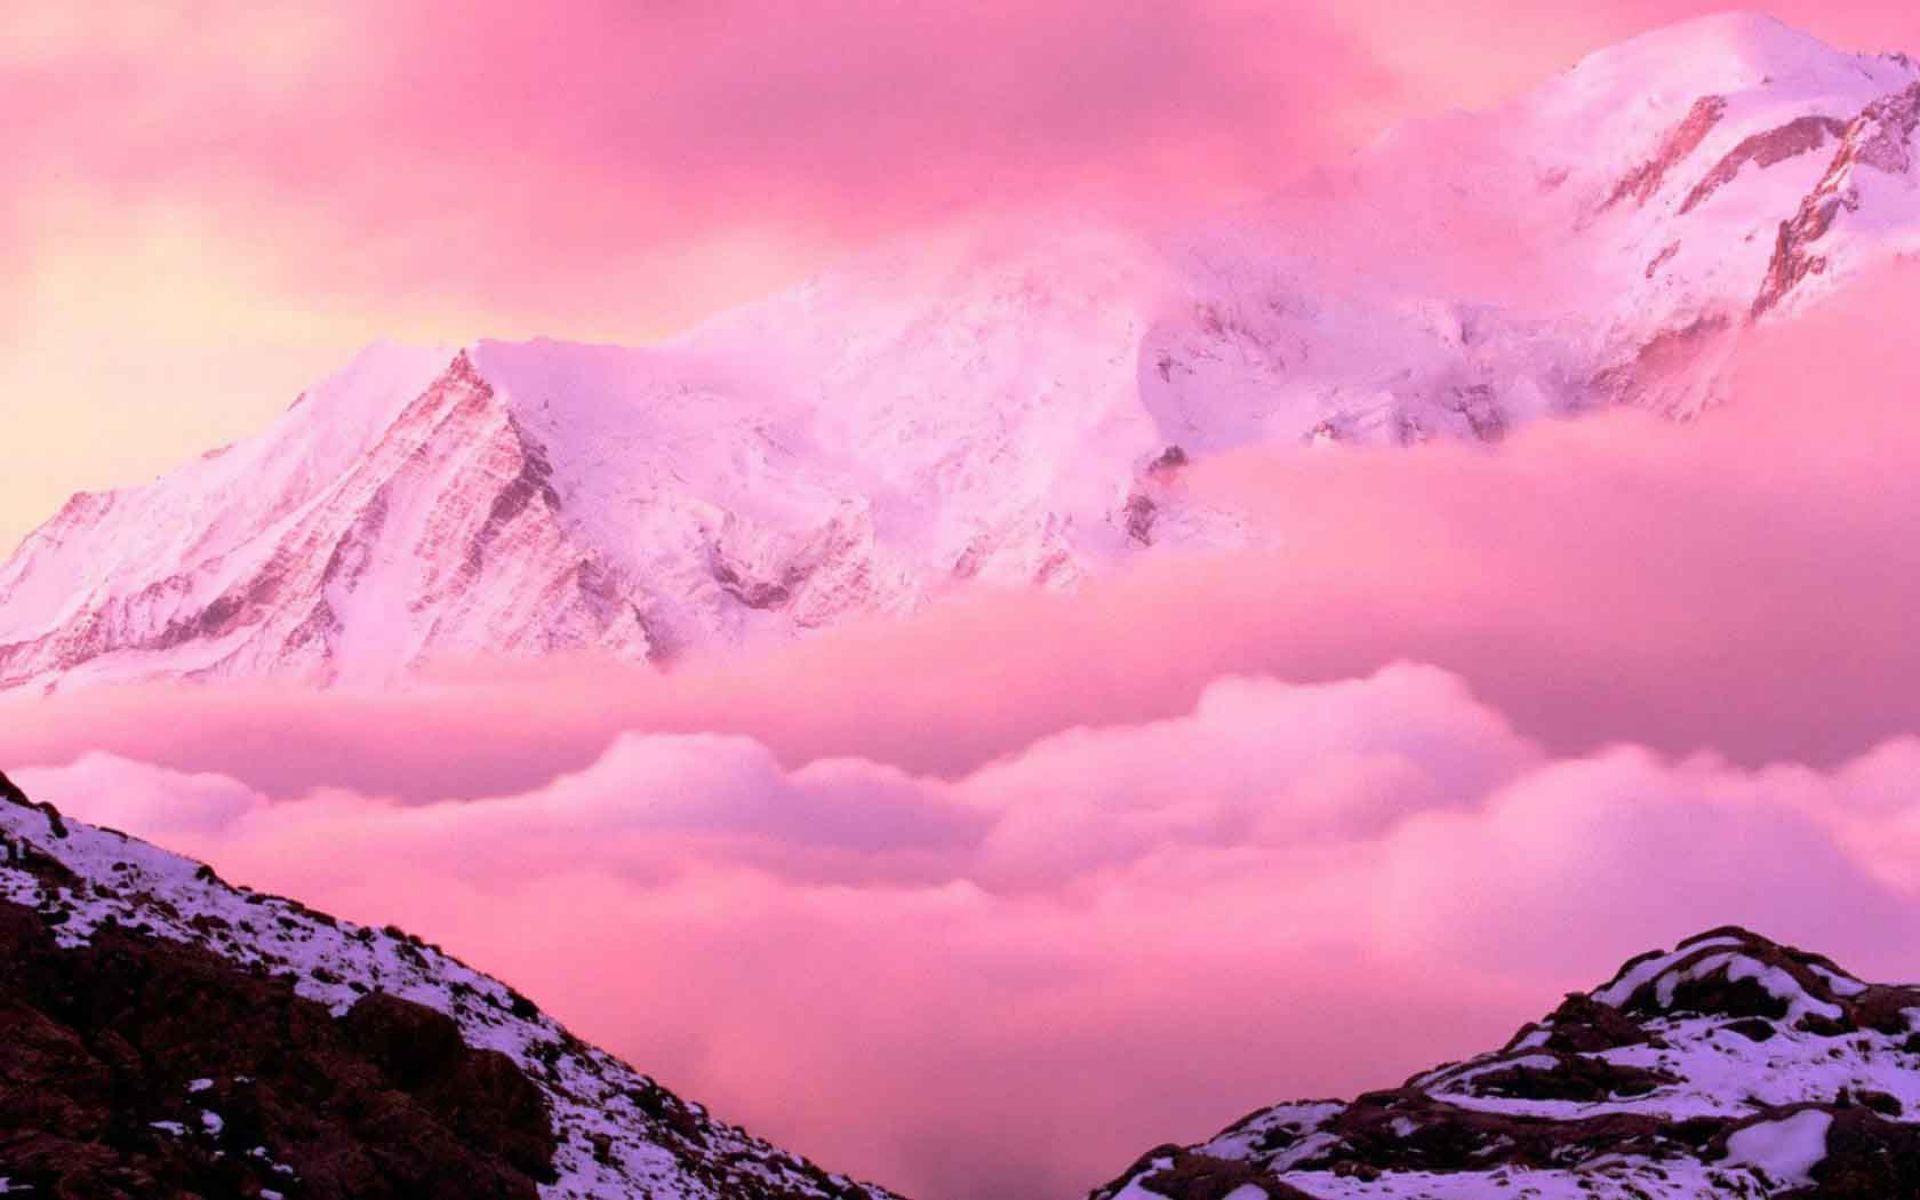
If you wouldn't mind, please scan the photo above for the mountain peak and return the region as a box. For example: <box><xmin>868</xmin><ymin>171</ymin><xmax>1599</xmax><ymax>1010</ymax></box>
<box><xmin>1597</xmin><ymin>11</ymin><xmax>1834</xmax><ymax>67</ymax></box>
<box><xmin>1590</xmin><ymin>926</ymin><xmax>1873</xmax><ymax>1026</ymax></box>
<box><xmin>1551</xmin><ymin>12</ymin><xmax>1882</xmax><ymax>107</ymax></box>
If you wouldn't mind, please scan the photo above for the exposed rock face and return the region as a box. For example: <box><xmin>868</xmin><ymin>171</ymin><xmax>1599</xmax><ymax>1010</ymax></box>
<box><xmin>0</xmin><ymin>775</ymin><xmax>902</xmax><ymax>1200</ymax></box>
<box><xmin>1093</xmin><ymin>928</ymin><xmax>1920</xmax><ymax>1199</ymax></box>
<box><xmin>1681</xmin><ymin>116</ymin><xmax>1849</xmax><ymax>214</ymax></box>
<box><xmin>1605</xmin><ymin>94</ymin><xmax>1729</xmax><ymax>209</ymax></box>
<box><xmin>1755</xmin><ymin>82</ymin><xmax>1920</xmax><ymax>317</ymax></box>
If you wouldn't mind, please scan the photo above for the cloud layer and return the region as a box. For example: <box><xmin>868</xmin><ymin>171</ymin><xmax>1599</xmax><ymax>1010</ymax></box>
<box><xmin>11</xmin><ymin>266</ymin><xmax>1920</xmax><ymax>793</ymax></box>
<box><xmin>20</xmin><ymin>662</ymin><xmax>1920</xmax><ymax>1200</ymax></box>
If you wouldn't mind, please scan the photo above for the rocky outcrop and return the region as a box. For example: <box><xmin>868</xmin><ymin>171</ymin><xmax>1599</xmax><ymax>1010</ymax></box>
<box><xmin>1681</xmin><ymin>116</ymin><xmax>1849</xmax><ymax>214</ymax></box>
<box><xmin>0</xmin><ymin>776</ymin><xmax>902</xmax><ymax>1200</ymax></box>
<box><xmin>1606</xmin><ymin>95</ymin><xmax>1728</xmax><ymax>209</ymax></box>
<box><xmin>0</xmin><ymin>900</ymin><xmax>555</xmax><ymax>1199</ymax></box>
<box><xmin>1754</xmin><ymin>83</ymin><xmax>1920</xmax><ymax>317</ymax></box>
<box><xmin>1094</xmin><ymin>928</ymin><xmax>1920</xmax><ymax>1199</ymax></box>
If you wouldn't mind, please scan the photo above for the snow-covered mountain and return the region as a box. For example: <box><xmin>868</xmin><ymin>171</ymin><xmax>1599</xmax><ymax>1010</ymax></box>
<box><xmin>0</xmin><ymin>771</ymin><xmax>903</xmax><ymax>1200</ymax></box>
<box><xmin>1093</xmin><ymin>926</ymin><xmax>1920</xmax><ymax>1200</ymax></box>
<box><xmin>6</xmin><ymin>12</ymin><xmax>1920</xmax><ymax>690</ymax></box>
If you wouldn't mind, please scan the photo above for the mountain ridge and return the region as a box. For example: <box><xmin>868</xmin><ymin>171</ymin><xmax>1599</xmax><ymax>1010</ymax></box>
<box><xmin>6</xmin><ymin>13</ymin><xmax>1920</xmax><ymax>691</ymax></box>
<box><xmin>0</xmin><ymin>770</ymin><xmax>903</xmax><ymax>1200</ymax></box>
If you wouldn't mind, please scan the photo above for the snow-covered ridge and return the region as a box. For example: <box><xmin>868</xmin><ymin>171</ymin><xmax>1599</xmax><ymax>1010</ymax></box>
<box><xmin>1094</xmin><ymin>926</ymin><xmax>1920</xmax><ymax>1199</ymax></box>
<box><xmin>0</xmin><ymin>771</ymin><xmax>902</xmax><ymax>1200</ymax></box>
<box><xmin>6</xmin><ymin>13</ymin><xmax>1920</xmax><ymax>690</ymax></box>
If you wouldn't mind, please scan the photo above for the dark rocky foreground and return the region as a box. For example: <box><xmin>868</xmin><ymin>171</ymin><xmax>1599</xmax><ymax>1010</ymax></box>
<box><xmin>0</xmin><ymin>896</ymin><xmax>554</xmax><ymax>1198</ymax></box>
<box><xmin>8</xmin><ymin>758</ymin><xmax>1920</xmax><ymax>1200</ymax></box>
<box><xmin>0</xmin><ymin>771</ymin><xmax>899</xmax><ymax>1200</ymax></box>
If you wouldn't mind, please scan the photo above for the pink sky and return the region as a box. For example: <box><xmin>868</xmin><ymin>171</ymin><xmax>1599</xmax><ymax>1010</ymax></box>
<box><xmin>9</xmin><ymin>0</ymin><xmax>1920</xmax><ymax>550</ymax></box>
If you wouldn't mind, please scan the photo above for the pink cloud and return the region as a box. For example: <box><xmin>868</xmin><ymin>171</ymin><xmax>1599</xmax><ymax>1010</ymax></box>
<box><xmin>12</xmin><ymin>266</ymin><xmax>1920</xmax><ymax>798</ymax></box>
<box><xmin>1</xmin><ymin>1</ymin><xmax>1393</xmax><ymax>328</ymax></box>
<box><xmin>17</xmin><ymin>661</ymin><xmax>1920</xmax><ymax>1199</ymax></box>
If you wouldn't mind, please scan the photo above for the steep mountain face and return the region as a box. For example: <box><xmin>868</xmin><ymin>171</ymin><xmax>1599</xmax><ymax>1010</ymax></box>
<box><xmin>0</xmin><ymin>771</ymin><xmax>902</xmax><ymax>1200</ymax></box>
<box><xmin>1094</xmin><ymin>927</ymin><xmax>1920</xmax><ymax>1200</ymax></box>
<box><xmin>6</xmin><ymin>13</ymin><xmax>1920</xmax><ymax>690</ymax></box>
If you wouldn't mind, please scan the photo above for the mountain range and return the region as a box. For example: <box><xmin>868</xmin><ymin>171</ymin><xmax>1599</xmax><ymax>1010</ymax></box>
<box><xmin>5</xmin><ymin>13</ymin><xmax>1920</xmax><ymax>690</ymax></box>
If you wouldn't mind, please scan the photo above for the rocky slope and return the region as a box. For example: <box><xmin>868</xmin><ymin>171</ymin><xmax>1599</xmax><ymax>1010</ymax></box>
<box><xmin>6</xmin><ymin>13</ymin><xmax>1920</xmax><ymax>690</ymax></box>
<box><xmin>1093</xmin><ymin>928</ymin><xmax>1920</xmax><ymax>1199</ymax></box>
<box><xmin>0</xmin><ymin>770</ymin><xmax>901</xmax><ymax>1200</ymax></box>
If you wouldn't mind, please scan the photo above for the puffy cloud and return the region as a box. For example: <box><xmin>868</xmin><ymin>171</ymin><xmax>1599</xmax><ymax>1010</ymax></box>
<box><xmin>1375</xmin><ymin>749</ymin><xmax>1920</xmax><ymax>975</ymax></box>
<box><xmin>966</xmin><ymin>666</ymin><xmax>1537</xmax><ymax>887</ymax></box>
<box><xmin>13</xmin><ymin>753</ymin><xmax>266</xmax><ymax>836</ymax></box>
<box><xmin>18</xmin><ymin>661</ymin><xmax>1920</xmax><ymax>1199</ymax></box>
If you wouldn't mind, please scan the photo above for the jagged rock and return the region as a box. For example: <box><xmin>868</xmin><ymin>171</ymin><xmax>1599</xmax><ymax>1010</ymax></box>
<box><xmin>0</xmin><ymin>901</ymin><xmax>550</xmax><ymax>1199</ymax></box>
<box><xmin>1755</xmin><ymin>82</ymin><xmax>1920</xmax><ymax>317</ymax></box>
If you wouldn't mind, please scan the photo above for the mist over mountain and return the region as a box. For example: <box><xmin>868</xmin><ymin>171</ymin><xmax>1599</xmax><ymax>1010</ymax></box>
<box><xmin>6</xmin><ymin>14</ymin><xmax>1920</xmax><ymax>691</ymax></box>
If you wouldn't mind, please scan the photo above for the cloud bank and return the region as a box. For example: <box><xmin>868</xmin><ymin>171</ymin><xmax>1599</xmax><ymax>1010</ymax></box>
<box><xmin>10</xmin><ymin>266</ymin><xmax>1920</xmax><ymax>795</ymax></box>
<box><xmin>19</xmin><ymin>662</ymin><xmax>1920</xmax><ymax>1200</ymax></box>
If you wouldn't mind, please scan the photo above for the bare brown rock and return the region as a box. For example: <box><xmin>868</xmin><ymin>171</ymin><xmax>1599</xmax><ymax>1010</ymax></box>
<box><xmin>0</xmin><ymin>899</ymin><xmax>556</xmax><ymax>1199</ymax></box>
